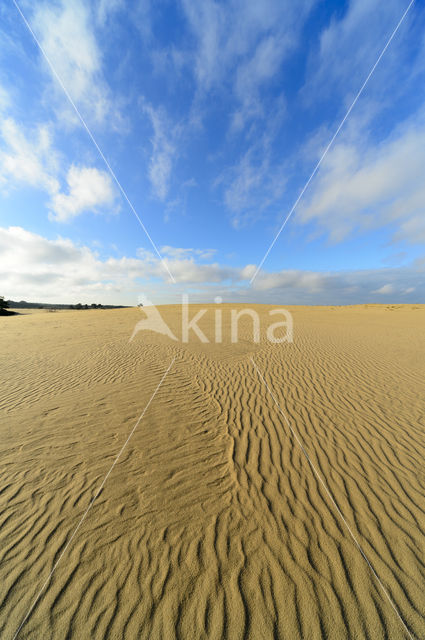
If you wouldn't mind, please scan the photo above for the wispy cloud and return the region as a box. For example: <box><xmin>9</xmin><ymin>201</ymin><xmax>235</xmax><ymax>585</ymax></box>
<box><xmin>223</xmin><ymin>150</ymin><xmax>287</xmax><ymax>227</ymax></box>
<box><xmin>0</xmin><ymin>84</ymin><xmax>11</xmax><ymax>113</ymax></box>
<box><xmin>298</xmin><ymin>108</ymin><xmax>425</xmax><ymax>244</ymax></box>
<box><xmin>219</xmin><ymin>102</ymin><xmax>287</xmax><ymax>226</ymax></box>
<box><xmin>95</xmin><ymin>0</ymin><xmax>124</xmax><ymax>27</ymax></box>
<box><xmin>302</xmin><ymin>0</ymin><xmax>417</xmax><ymax>107</ymax></box>
<box><xmin>181</xmin><ymin>0</ymin><xmax>315</xmax><ymax>128</ymax></box>
<box><xmin>31</xmin><ymin>0</ymin><xmax>123</xmax><ymax>128</ymax></box>
<box><xmin>160</xmin><ymin>246</ymin><xmax>217</xmax><ymax>260</ymax></box>
<box><xmin>142</xmin><ymin>102</ymin><xmax>180</xmax><ymax>201</ymax></box>
<box><xmin>232</xmin><ymin>35</ymin><xmax>289</xmax><ymax>132</ymax></box>
<box><xmin>0</xmin><ymin>118</ymin><xmax>59</xmax><ymax>194</ymax></box>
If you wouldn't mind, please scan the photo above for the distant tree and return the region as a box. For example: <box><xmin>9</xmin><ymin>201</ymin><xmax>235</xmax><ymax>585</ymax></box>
<box><xmin>75</xmin><ymin>303</ymin><xmax>83</xmax><ymax>310</ymax></box>
<box><xmin>0</xmin><ymin>297</ymin><xmax>14</xmax><ymax>316</ymax></box>
<box><xmin>0</xmin><ymin>296</ymin><xmax>9</xmax><ymax>311</ymax></box>
<box><xmin>84</xmin><ymin>304</ymin><xmax>88</xmax><ymax>310</ymax></box>
<box><xmin>70</xmin><ymin>304</ymin><xmax>75</xmax><ymax>309</ymax></box>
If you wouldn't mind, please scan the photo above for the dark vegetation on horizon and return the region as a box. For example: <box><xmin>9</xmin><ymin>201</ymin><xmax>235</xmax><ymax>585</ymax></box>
<box><xmin>2</xmin><ymin>298</ymin><xmax>129</xmax><ymax>312</ymax></box>
<box><xmin>0</xmin><ymin>296</ymin><xmax>16</xmax><ymax>316</ymax></box>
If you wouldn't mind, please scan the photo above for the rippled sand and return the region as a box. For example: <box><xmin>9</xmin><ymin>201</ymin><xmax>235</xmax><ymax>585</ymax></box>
<box><xmin>1</xmin><ymin>304</ymin><xmax>424</xmax><ymax>639</ymax></box>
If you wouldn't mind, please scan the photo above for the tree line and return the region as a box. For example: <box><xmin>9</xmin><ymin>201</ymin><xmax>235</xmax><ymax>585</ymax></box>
<box><xmin>0</xmin><ymin>297</ymin><xmax>105</xmax><ymax>312</ymax></box>
<box><xmin>70</xmin><ymin>303</ymin><xmax>104</xmax><ymax>310</ymax></box>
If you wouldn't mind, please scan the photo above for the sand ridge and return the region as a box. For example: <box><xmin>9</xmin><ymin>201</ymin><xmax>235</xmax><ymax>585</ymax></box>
<box><xmin>1</xmin><ymin>305</ymin><xmax>424</xmax><ymax>638</ymax></box>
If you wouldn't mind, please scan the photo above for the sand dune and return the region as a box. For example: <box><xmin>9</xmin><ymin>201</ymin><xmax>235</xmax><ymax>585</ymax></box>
<box><xmin>1</xmin><ymin>305</ymin><xmax>424</xmax><ymax>639</ymax></box>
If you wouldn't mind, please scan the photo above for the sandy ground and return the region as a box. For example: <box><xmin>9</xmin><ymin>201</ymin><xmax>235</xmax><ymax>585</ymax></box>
<box><xmin>1</xmin><ymin>304</ymin><xmax>424</xmax><ymax>639</ymax></box>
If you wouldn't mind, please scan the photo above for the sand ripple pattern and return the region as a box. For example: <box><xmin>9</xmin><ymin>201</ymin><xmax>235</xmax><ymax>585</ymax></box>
<box><xmin>1</xmin><ymin>306</ymin><xmax>424</xmax><ymax>639</ymax></box>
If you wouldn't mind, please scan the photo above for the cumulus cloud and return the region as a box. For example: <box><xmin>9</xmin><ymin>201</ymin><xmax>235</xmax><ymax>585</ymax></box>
<box><xmin>0</xmin><ymin>226</ymin><xmax>244</xmax><ymax>302</ymax></box>
<box><xmin>0</xmin><ymin>226</ymin><xmax>100</xmax><ymax>301</ymax></box>
<box><xmin>0</xmin><ymin>226</ymin><xmax>153</xmax><ymax>303</ymax></box>
<box><xmin>252</xmin><ymin>270</ymin><xmax>327</xmax><ymax>293</ymax></box>
<box><xmin>137</xmin><ymin>246</ymin><xmax>238</xmax><ymax>283</ymax></box>
<box><xmin>0</xmin><ymin>226</ymin><xmax>423</xmax><ymax>305</ymax></box>
<box><xmin>251</xmin><ymin>266</ymin><xmax>424</xmax><ymax>304</ymax></box>
<box><xmin>0</xmin><ymin>118</ymin><xmax>117</xmax><ymax>222</ymax></box>
<box><xmin>49</xmin><ymin>165</ymin><xmax>116</xmax><ymax>222</ymax></box>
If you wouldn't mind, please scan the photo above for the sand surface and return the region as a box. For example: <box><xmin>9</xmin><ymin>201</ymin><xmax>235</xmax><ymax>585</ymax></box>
<box><xmin>1</xmin><ymin>304</ymin><xmax>424</xmax><ymax>639</ymax></box>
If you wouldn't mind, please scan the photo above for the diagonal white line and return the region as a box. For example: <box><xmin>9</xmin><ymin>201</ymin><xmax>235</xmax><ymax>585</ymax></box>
<box><xmin>12</xmin><ymin>0</ymin><xmax>175</xmax><ymax>284</ymax></box>
<box><xmin>251</xmin><ymin>357</ymin><xmax>415</xmax><ymax>640</ymax></box>
<box><xmin>12</xmin><ymin>356</ymin><xmax>176</xmax><ymax>640</ymax></box>
<box><xmin>249</xmin><ymin>0</ymin><xmax>416</xmax><ymax>285</ymax></box>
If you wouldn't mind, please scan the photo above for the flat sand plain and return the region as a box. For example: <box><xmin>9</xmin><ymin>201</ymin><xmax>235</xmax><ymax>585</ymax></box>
<box><xmin>1</xmin><ymin>304</ymin><xmax>424</xmax><ymax>639</ymax></box>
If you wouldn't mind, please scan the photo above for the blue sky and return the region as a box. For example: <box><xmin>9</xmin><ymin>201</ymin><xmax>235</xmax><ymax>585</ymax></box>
<box><xmin>0</xmin><ymin>0</ymin><xmax>425</xmax><ymax>304</ymax></box>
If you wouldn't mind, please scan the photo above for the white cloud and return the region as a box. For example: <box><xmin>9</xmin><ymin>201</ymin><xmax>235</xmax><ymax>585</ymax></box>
<box><xmin>0</xmin><ymin>226</ymin><xmax>242</xmax><ymax>303</ymax></box>
<box><xmin>295</xmin><ymin>0</ymin><xmax>425</xmax><ymax>250</ymax></box>
<box><xmin>96</xmin><ymin>0</ymin><xmax>124</xmax><ymax>26</ymax></box>
<box><xmin>0</xmin><ymin>226</ymin><xmax>146</xmax><ymax>303</ymax></box>
<box><xmin>163</xmin><ymin>259</ymin><xmax>236</xmax><ymax>284</ymax></box>
<box><xmin>232</xmin><ymin>36</ymin><xmax>289</xmax><ymax>131</ymax></box>
<box><xmin>181</xmin><ymin>0</ymin><xmax>312</xmax><ymax>88</ymax></box>
<box><xmin>0</xmin><ymin>118</ymin><xmax>59</xmax><ymax>194</ymax></box>
<box><xmin>298</xmin><ymin>109</ymin><xmax>425</xmax><ymax>244</ymax></box>
<box><xmin>49</xmin><ymin>165</ymin><xmax>116</xmax><ymax>222</ymax></box>
<box><xmin>223</xmin><ymin>149</ymin><xmax>286</xmax><ymax>226</ymax></box>
<box><xmin>250</xmin><ymin>267</ymin><xmax>424</xmax><ymax>304</ymax></box>
<box><xmin>0</xmin><ymin>118</ymin><xmax>117</xmax><ymax>222</ymax></box>
<box><xmin>302</xmin><ymin>0</ymin><xmax>414</xmax><ymax>107</ymax></box>
<box><xmin>0</xmin><ymin>85</ymin><xmax>11</xmax><ymax>113</ymax></box>
<box><xmin>142</xmin><ymin>103</ymin><xmax>180</xmax><ymax>200</ymax></box>
<box><xmin>136</xmin><ymin>246</ymin><xmax>237</xmax><ymax>283</ymax></box>
<box><xmin>181</xmin><ymin>0</ymin><xmax>315</xmax><ymax>129</ymax></box>
<box><xmin>0</xmin><ymin>226</ymin><xmax>422</xmax><ymax>305</ymax></box>
<box><xmin>34</xmin><ymin>1</ymin><xmax>100</xmax><ymax>93</ymax></box>
<box><xmin>220</xmin><ymin>105</ymin><xmax>287</xmax><ymax>226</ymax></box>
<box><xmin>252</xmin><ymin>270</ymin><xmax>327</xmax><ymax>293</ymax></box>
<box><xmin>32</xmin><ymin>0</ymin><xmax>121</xmax><ymax>127</ymax></box>
<box><xmin>373</xmin><ymin>283</ymin><xmax>394</xmax><ymax>295</ymax></box>
<box><xmin>160</xmin><ymin>246</ymin><xmax>217</xmax><ymax>260</ymax></box>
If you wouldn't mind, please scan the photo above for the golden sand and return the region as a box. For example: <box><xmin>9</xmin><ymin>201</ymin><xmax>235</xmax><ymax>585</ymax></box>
<box><xmin>1</xmin><ymin>305</ymin><xmax>424</xmax><ymax>639</ymax></box>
